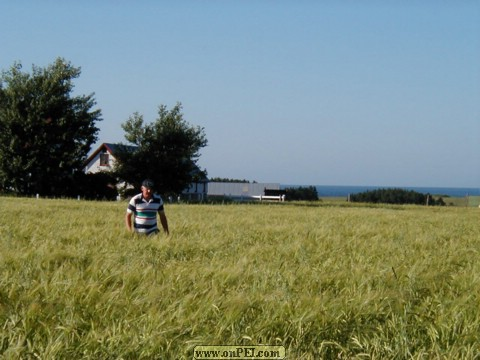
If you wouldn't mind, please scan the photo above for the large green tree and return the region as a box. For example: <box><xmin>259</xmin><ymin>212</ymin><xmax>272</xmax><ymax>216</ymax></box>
<box><xmin>115</xmin><ymin>103</ymin><xmax>207</xmax><ymax>195</ymax></box>
<box><xmin>0</xmin><ymin>58</ymin><xmax>101</xmax><ymax>195</ymax></box>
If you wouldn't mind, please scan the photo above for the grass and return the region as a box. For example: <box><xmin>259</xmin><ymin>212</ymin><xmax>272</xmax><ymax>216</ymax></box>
<box><xmin>1</xmin><ymin>197</ymin><xmax>480</xmax><ymax>359</ymax></box>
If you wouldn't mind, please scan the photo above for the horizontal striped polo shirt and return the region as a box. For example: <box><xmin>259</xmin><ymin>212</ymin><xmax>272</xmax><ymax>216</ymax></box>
<box><xmin>127</xmin><ymin>193</ymin><xmax>165</xmax><ymax>235</ymax></box>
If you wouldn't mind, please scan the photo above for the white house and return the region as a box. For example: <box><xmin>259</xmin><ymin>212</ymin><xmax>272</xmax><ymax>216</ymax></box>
<box><xmin>85</xmin><ymin>142</ymin><xmax>208</xmax><ymax>200</ymax></box>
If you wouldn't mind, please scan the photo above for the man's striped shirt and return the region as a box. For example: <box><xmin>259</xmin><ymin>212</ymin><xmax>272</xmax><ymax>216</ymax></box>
<box><xmin>127</xmin><ymin>193</ymin><xmax>165</xmax><ymax>235</ymax></box>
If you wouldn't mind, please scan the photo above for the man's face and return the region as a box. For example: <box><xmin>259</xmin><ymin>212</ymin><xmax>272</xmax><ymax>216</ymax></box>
<box><xmin>141</xmin><ymin>186</ymin><xmax>153</xmax><ymax>200</ymax></box>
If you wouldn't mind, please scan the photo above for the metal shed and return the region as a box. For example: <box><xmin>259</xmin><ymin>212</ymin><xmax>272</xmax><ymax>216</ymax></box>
<box><xmin>207</xmin><ymin>182</ymin><xmax>280</xmax><ymax>200</ymax></box>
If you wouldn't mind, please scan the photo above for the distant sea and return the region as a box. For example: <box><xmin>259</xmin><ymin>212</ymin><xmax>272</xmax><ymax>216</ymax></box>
<box><xmin>281</xmin><ymin>185</ymin><xmax>480</xmax><ymax>198</ymax></box>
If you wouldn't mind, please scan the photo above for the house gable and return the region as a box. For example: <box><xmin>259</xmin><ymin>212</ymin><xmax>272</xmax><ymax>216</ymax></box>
<box><xmin>84</xmin><ymin>142</ymin><xmax>137</xmax><ymax>174</ymax></box>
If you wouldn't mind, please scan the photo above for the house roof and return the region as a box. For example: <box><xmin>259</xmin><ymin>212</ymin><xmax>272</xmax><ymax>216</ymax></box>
<box><xmin>85</xmin><ymin>142</ymin><xmax>137</xmax><ymax>164</ymax></box>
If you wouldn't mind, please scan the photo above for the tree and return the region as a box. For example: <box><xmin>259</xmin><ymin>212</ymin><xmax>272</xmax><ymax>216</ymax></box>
<box><xmin>115</xmin><ymin>103</ymin><xmax>208</xmax><ymax>195</ymax></box>
<box><xmin>76</xmin><ymin>172</ymin><xmax>118</xmax><ymax>200</ymax></box>
<box><xmin>0</xmin><ymin>58</ymin><xmax>101</xmax><ymax>195</ymax></box>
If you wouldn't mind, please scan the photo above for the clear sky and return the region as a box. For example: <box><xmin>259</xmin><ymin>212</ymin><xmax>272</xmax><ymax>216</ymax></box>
<box><xmin>1</xmin><ymin>1</ymin><xmax>479</xmax><ymax>187</ymax></box>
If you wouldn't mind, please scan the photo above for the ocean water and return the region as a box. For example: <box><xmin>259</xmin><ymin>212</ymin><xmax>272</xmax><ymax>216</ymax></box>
<box><xmin>282</xmin><ymin>185</ymin><xmax>480</xmax><ymax>198</ymax></box>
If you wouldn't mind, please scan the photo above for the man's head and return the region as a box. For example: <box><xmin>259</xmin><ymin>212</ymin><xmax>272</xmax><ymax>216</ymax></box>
<box><xmin>141</xmin><ymin>179</ymin><xmax>154</xmax><ymax>199</ymax></box>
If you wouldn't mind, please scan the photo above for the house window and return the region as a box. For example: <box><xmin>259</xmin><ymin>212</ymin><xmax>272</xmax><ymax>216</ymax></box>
<box><xmin>100</xmin><ymin>152</ymin><xmax>109</xmax><ymax>166</ymax></box>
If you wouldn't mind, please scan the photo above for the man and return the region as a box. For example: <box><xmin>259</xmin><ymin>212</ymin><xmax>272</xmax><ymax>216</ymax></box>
<box><xmin>125</xmin><ymin>179</ymin><xmax>169</xmax><ymax>236</ymax></box>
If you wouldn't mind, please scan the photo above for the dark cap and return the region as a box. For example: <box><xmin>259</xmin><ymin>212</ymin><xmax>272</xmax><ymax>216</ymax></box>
<box><xmin>142</xmin><ymin>179</ymin><xmax>155</xmax><ymax>189</ymax></box>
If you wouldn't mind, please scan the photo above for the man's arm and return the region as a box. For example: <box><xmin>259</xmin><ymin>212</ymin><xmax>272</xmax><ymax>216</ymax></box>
<box><xmin>159</xmin><ymin>211</ymin><xmax>169</xmax><ymax>235</ymax></box>
<box><xmin>125</xmin><ymin>212</ymin><xmax>133</xmax><ymax>232</ymax></box>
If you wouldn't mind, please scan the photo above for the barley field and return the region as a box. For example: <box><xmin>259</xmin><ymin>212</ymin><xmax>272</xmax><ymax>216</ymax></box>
<box><xmin>1</xmin><ymin>197</ymin><xmax>479</xmax><ymax>359</ymax></box>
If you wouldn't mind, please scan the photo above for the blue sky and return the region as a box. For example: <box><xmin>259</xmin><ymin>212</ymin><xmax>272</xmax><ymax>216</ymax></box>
<box><xmin>1</xmin><ymin>1</ymin><xmax>479</xmax><ymax>187</ymax></box>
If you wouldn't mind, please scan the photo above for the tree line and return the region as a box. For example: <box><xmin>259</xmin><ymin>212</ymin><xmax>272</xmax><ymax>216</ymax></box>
<box><xmin>285</xmin><ymin>186</ymin><xmax>319</xmax><ymax>201</ymax></box>
<box><xmin>0</xmin><ymin>58</ymin><xmax>207</xmax><ymax>199</ymax></box>
<box><xmin>349</xmin><ymin>188</ymin><xmax>446</xmax><ymax>206</ymax></box>
<box><xmin>209</xmin><ymin>177</ymin><xmax>251</xmax><ymax>183</ymax></box>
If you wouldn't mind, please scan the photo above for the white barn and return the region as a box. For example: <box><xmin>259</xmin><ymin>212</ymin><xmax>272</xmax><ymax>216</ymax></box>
<box><xmin>207</xmin><ymin>182</ymin><xmax>282</xmax><ymax>201</ymax></box>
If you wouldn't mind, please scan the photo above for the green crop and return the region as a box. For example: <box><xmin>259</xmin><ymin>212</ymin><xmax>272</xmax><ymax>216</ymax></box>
<box><xmin>1</xmin><ymin>198</ymin><xmax>479</xmax><ymax>359</ymax></box>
